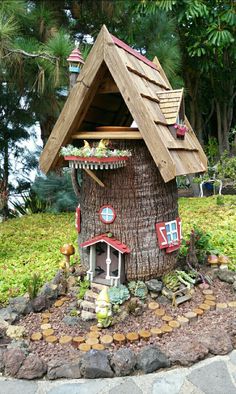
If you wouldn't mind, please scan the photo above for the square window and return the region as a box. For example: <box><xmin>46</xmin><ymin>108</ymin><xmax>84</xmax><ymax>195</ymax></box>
<box><xmin>165</xmin><ymin>220</ymin><xmax>178</xmax><ymax>245</ymax></box>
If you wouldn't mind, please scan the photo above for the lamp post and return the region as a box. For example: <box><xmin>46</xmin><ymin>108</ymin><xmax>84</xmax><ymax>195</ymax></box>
<box><xmin>67</xmin><ymin>46</ymin><xmax>84</xmax><ymax>90</ymax></box>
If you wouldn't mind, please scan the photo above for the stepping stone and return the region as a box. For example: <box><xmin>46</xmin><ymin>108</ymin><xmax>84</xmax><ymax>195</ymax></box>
<box><xmin>41</xmin><ymin>319</ymin><xmax>49</xmax><ymax>324</ymax></box>
<box><xmin>193</xmin><ymin>308</ymin><xmax>204</xmax><ymax>316</ymax></box>
<box><xmin>72</xmin><ymin>336</ymin><xmax>85</xmax><ymax>346</ymax></box>
<box><xmin>216</xmin><ymin>302</ymin><xmax>228</xmax><ymax>310</ymax></box>
<box><xmin>43</xmin><ymin>329</ymin><xmax>54</xmax><ymax>338</ymax></box>
<box><xmin>184</xmin><ymin>311</ymin><xmax>197</xmax><ymax>323</ymax></box>
<box><xmin>41</xmin><ymin>323</ymin><xmax>51</xmax><ymax>330</ymax></box>
<box><xmin>42</xmin><ymin>312</ymin><xmax>51</xmax><ymax>319</ymax></box>
<box><xmin>45</xmin><ymin>335</ymin><xmax>58</xmax><ymax>344</ymax></box>
<box><xmin>139</xmin><ymin>330</ymin><xmax>151</xmax><ymax>341</ymax></box>
<box><xmin>59</xmin><ymin>335</ymin><xmax>72</xmax><ymax>345</ymax></box>
<box><xmin>204</xmin><ymin>299</ymin><xmax>216</xmax><ymax>309</ymax></box>
<box><xmin>161</xmin><ymin>324</ymin><xmax>173</xmax><ymax>333</ymax></box>
<box><xmin>177</xmin><ymin>316</ymin><xmax>189</xmax><ymax>326</ymax></box>
<box><xmin>148</xmin><ymin>302</ymin><xmax>159</xmax><ymax>310</ymax></box>
<box><xmin>100</xmin><ymin>335</ymin><xmax>113</xmax><ymax>347</ymax></box>
<box><xmin>91</xmin><ymin>283</ymin><xmax>108</xmax><ymax>294</ymax></box>
<box><xmin>113</xmin><ymin>333</ymin><xmax>126</xmax><ymax>344</ymax></box>
<box><xmin>205</xmin><ymin>294</ymin><xmax>216</xmax><ymax>301</ymax></box>
<box><xmin>92</xmin><ymin>343</ymin><xmax>105</xmax><ymax>351</ymax></box>
<box><xmin>126</xmin><ymin>332</ymin><xmax>139</xmax><ymax>342</ymax></box>
<box><xmin>81</xmin><ymin>310</ymin><xmax>96</xmax><ymax>321</ymax></box>
<box><xmin>54</xmin><ymin>300</ymin><xmax>64</xmax><ymax>308</ymax></box>
<box><xmin>228</xmin><ymin>301</ymin><xmax>236</xmax><ymax>308</ymax></box>
<box><xmin>84</xmin><ymin>290</ymin><xmax>98</xmax><ymax>302</ymax></box>
<box><xmin>86</xmin><ymin>331</ymin><xmax>100</xmax><ymax>339</ymax></box>
<box><xmin>162</xmin><ymin>315</ymin><xmax>172</xmax><ymax>322</ymax></box>
<box><xmin>80</xmin><ymin>300</ymin><xmax>96</xmax><ymax>313</ymax></box>
<box><xmin>199</xmin><ymin>303</ymin><xmax>210</xmax><ymax>311</ymax></box>
<box><xmin>150</xmin><ymin>327</ymin><xmax>162</xmax><ymax>336</ymax></box>
<box><xmin>155</xmin><ymin>308</ymin><xmax>165</xmax><ymax>317</ymax></box>
<box><xmin>31</xmin><ymin>332</ymin><xmax>42</xmax><ymax>341</ymax></box>
<box><xmin>168</xmin><ymin>320</ymin><xmax>180</xmax><ymax>329</ymax></box>
<box><xmin>90</xmin><ymin>325</ymin><xmax>101</xmax><ymax>331</ymax></box>
<box><xmin>85</xmin><ymin>337</ymin><xmax>99</xmax><ymax>346</ymax></box>
<box><xmin>79</xmin><ymin>343</ymin><xmax>91</xmax><ymax>352</ymax></box>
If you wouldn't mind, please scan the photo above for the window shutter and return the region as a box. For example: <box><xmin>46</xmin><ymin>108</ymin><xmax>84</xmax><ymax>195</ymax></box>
<box><xmin>75</xmin><ymin>206</ymin><xmax>81</xmax><ymax>233</ymax></box>
<box><xmin>155</xmin><ymin>222</ymin><xmax>168</xmax><ymax>249</ymax></box>
<box><xmin>176</xmin><ymin>217</ymin><xmax>182</xmax><ymax>240</ymax></box>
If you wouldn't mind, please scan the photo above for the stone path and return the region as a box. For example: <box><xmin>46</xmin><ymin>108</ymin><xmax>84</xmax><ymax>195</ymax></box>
<box><xmin>0</xmin><ymin>350</ymin><xmax>236</xmax><ymax>394</ymax></box>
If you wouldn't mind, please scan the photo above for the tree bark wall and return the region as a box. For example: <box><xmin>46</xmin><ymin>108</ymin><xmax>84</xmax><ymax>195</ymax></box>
<box><xmin>79</xmin><ymin>140</ymin><xmax>178</xmax><ymax>281</ymax></box>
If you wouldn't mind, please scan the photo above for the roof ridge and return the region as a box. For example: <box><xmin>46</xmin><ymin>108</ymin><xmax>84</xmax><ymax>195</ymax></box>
<box><xmin>111</xmin><ymin>34</ymin><xmax>157</xmax><ymax>71</ymax></box>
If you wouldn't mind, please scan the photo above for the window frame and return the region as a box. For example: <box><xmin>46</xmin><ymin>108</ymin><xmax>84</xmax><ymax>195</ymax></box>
<box><xmin>99</xmin><ymin>205</ymin><xmax>116</xmax><ymax>224</ymax></box>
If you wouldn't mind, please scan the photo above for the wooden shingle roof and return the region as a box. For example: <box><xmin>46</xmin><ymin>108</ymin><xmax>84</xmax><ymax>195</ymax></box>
<box><xmin>40</xmin><ymin>25</ymin><xmax>207</xmax><ymax>182</ymax></box>
<box><xmin>157</xmin><ymin>89</ymin><xmax>183</xmax><ymax>125</ymax></box>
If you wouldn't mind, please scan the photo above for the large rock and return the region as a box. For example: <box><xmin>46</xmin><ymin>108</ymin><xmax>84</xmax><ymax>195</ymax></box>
<box><xmin>47</xmin><ymin>359</ymin><xmax>81</xmax><ymax>379</ymax></box>
<box><xmin>0</xmin><ymin>317</ymin><xmax>9</xmax><ymax>338</ymax></box>
<box><xmin>4</xmin><ymin>348</ymin><xmax>26</xmax><ymax>376</ymax></box>
<box><xmin>199</xmin><ymin>329</ymin><xmax>233</xmax><ymax>355</ymax></box>
<box><xmin>146</xmin><ymin>279</ymin><xmax>163</xmax><ymax>293</ymax></box>
<box><xmin>51</xmin><ymin>270</ymin><xmax>67</xmax><ymax>295</ymax></box>
<box><xmin>9</xmin><ymin>296</ymin><xmax>32</xmax><ymax>316</ymax></box>
<box><xmin>217</xmin><ymin>270</ymin><xmax>236</xmax><ymax>284</ymax></box>
<box><xmin>0</xmin><ymin>349</ymin><xmax>5</xmax><ymax>372</ymax></box>
<box><xmin>80</xmin><ymin>350</ymin><xmax>114</xmax><ymax>378</ymax></box>
<box><xmin>0</xmin><ymin>307</ymin><xmax>18</xmax><ymax>324</ymax></box>
<box><xmin>17</xmin><ymin>354</ymin><xmax>47</xmax><ymax>380</ymax></box>
<box><xmin>110</xmin><ymin>348</ymin><xmax>136</xmax><ymax>376</ymax></box>
<box><xmin>136</xmin><ymin>346</ymin><xmax>170</xmax><ymax>373</ymax></box>
<box><xmin>165</xmin><ymin>339</ymin><xmax>209</xmax><ymax>366</ymax></box>
<box><xmin>7</xmin><ymin>339</ymin><xmax>30</xmax><ymax>355</ymax></box>
<box><xmin>31</xmin><ymin>294</ymin><xmax>48</xmax><ymax>312</ymax></box>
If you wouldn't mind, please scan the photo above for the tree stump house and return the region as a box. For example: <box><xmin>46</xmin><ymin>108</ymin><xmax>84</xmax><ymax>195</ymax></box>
<box><xmin>40</xmin><ymin>26</ymin><xmax>207</xmax><ymax>286</ymax></box>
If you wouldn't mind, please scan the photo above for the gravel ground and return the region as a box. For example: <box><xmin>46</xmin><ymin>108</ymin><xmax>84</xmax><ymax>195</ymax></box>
<box><xmin>18</xmin><ymin>278</ymin><xmax>236</xmax><ymax>364</ymax></box>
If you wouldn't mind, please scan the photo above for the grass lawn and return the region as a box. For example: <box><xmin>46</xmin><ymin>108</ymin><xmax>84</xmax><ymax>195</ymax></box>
<box><xmin>0</xmin><ymin>195</ymin><xmax>235</xmax><ymax>304</ymax></box>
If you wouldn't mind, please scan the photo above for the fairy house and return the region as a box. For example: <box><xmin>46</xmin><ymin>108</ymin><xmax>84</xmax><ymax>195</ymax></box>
<box><xmin>40</xmin><ymin>26</ymin><xmax>207</xmax><ymax>286</ymax></box>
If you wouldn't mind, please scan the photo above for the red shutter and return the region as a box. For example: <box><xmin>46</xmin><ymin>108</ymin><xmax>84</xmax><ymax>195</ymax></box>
<box><xmin>75</xmin><ymin>206</ymin><xmax>81</xmax><ymax>233</ymax></box>
<box><xmin>176</xmin><ymin>217</ymin><xmax>182</xmax><ymax>241</ymax></box>
<box><xmin>155</xmin><ymin>222</ymin><xmax>168</xmax><ymax>249</ymax></box>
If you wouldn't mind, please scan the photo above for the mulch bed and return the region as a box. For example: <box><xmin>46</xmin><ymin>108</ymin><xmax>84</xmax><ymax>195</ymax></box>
<box><xmin>17</xmin><ymin>278</ymin><xmax>236</xmax><ymax>364</ymax></box>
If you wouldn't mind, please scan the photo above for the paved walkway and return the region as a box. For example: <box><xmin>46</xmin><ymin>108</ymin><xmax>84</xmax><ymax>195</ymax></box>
<box><xmin>0</xmin><ymin>351</ymin><xmax>236</xmax><ymax>394</ymax></box>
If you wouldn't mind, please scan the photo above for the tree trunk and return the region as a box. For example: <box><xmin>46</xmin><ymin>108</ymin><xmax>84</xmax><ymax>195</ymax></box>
<box><xmin>1</xmin><ymin>135</ymin><xmax>9</xmax><ymax>220</ymax></box>
<box><xmin>79</xmin><ymin>140</ymin><xmax>178</xmax><ymax>281</ymax></box>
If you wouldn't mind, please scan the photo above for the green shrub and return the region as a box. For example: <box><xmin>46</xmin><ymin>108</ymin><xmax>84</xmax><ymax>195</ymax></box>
<box><xmin>77</xmin><ymin>278</ymin><xmax>90</xmax><ymax>300</ymax></box>
<box><xmin>23</xmin><ymin>272</ymin><xmax>42</xmax><ymax>300</ymax></box>
<box><xmin>128</xmin><ymin>281</ymin><xmax>148</xmax><ymax>300</ymax></box>
<box><xmin>108</xmin><ymin>285</ymin><xmax>130</xmax><ymax>305</ymax></box>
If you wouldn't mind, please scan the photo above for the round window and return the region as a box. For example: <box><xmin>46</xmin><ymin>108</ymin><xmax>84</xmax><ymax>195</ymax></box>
<box><xmin>99</xmin><ymin>205</ymin><xmax>116</xmax><ymax>224</ymax></box>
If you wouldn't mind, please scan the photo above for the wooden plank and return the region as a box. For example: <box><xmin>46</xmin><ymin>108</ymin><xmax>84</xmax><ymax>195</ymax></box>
<box><xmin>40</xmin><ymin>26</ymin><xmax>107</xmax><ymax>174</ymax></box>
<box><xmin>97</xmin><ymin>74</ymin><xmax>119</xmax><ymax>94</ymax></box>
<box><xmin>169</xmin><ymin>149</ymin><xmax>206</xmax><ymax>175</ymax></box>
<box><xmin>104</xmin><ymin>29</ymin><xmax>176</xmax><ymax>182</ymax></box>
<box><xmin>127</xmin><ymin>65</ymin><xmax>169</xmax><ymax>90</ymax></box>
<box><xmin>72</xmin><ymin>131</ymin><xmax>143</xmax><ymax>139</ymax></box>
<box><xmin>159</xmin><ymin>102</ymin><xmax>180</xmax><ymax>109</ymax></box>
<box><xmin>140</xmin><ymin>93</ymin><xmax>160</xmax><ymax>104</ymax></box>
<box><xmin>152</xmin><ymin>56</ymin><xmax>172</xmax><ymax>89</ymax></box>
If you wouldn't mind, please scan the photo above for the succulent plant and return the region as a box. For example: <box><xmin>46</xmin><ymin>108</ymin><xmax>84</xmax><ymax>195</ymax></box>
<box><xmin>128</xmin><ymin>281</ymin><xmax>148</xmax><ymax>300</ymax></box>
<box><xmin>108</xmin><ymin>285</ymin><xmax>130</xmax><ymax>305</ymax></box>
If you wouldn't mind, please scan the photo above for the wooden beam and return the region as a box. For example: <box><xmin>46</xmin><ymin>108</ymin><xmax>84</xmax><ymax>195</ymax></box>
<box><xmin>72</xmin><ymin>131</ymin><xmax>143</xmax><ymax>140</ymax></box>
<box><xmin>127</xmin><ymin>66</ymin><xmax>169</xmax><ymax>91</ymax></box>
<box><xmin>97</xmin><ymin>75</ymin><xmax>119</xmax><ymax>94</ymax></box>
<box><xmin>84</xmin><ymin>169</ymin><xmax>105</xmax><ymax>187</ymax></box>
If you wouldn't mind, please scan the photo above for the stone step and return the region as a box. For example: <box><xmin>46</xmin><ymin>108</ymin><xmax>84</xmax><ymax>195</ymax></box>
<box><xmin>84</xmin><ymin>290</ymin><xmax>98</xmax><ymax>302</ymax></box>
<box><xmin>81</xmin><ymin>310</ymin><xmax>96</xmax><ymax>321</ymax></box>
<box><xmin>91</xmin><ymin>283</ymin><xmax>109</xmax><ymax>294</ymax></box>
<box><xmin>80</xmin><ymin>300</ymin><xmax>96</xmax><ymax>313</ymax></box>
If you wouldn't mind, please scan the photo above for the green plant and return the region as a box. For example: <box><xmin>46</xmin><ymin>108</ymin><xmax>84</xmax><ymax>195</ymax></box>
<box><xmin>11</xmin><ymin>189</ymin><xmax>48</xmax><ymax>216</ymax></box>
<box><xmin>70</xmin><ymin>309</ymin><xmax>78</xmax><ymax>317</ymax></box>
<box><xmin>77</xmin><ymin>278</ymin><xmax>90</xmax><ymax>300</ymax></box>
<box><xmin>216</xmin><ymin>153</ymin><xmax>236</xmax><ymax>186</ymax></box>
<box><xmin>216</xmin><ymin>195</ymin><xmax>224</xmax><ymax>206</ymax></box>
<box><xmin>108</xmin><ymin>285</ymin><xmax>130</xmax><ymax>305</ymax></box>
<box><xmin>128</xmin><ymin>281</ymin><xmax>148</xmax><ymax>300</ymax></box>
<box><xmin>23</xmin><ymin>272</ymin><xmax>42</xmax><ymax>300</ymax></box>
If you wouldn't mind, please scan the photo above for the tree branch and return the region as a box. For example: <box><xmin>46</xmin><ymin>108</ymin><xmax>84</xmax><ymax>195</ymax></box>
<box><xmin>3</xmin><ymin>49</ymin><xmax>59</xmax><ymax>63</ymax></box>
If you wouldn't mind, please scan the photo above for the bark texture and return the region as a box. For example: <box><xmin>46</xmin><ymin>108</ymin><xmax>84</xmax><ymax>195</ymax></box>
<box><xmin>79</xmin><ymin>140</ymin><xmax>178</xmax><ymax>281</ymax></box>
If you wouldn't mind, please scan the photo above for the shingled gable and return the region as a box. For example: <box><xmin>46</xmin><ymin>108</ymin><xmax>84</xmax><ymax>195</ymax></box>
<box><xmin>39</xmin><ymin>25</ymin><xmax>207</xmax><ymax>182</ymax></box>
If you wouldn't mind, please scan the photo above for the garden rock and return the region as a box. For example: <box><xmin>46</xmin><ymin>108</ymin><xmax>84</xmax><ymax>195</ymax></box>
<box><xmin>136</xmin><ymin>346</ymin><xmax>170</xmax><ymax>373</ymax></box>
<box><xmin>80</xmin><ymin>350</ymin><xmax>114</xmax><ymax>378</ymax></box>
<box><xmin>52</xmin><ymin>270</ymin><xmax>67</xmax><ymax>295</ymax></box>
<box><xmin>9</xmin><ymin>296</ymin><xmax>32</xmax><ymax>316</ymax></box>
<box><xmin>40</xmin><ymin>283</ymin><xmax>59</xmax><ymax>300</ymax></box>
<box><xmin>4</xmin><ymin>348</ymin><xmax>26</xmax><ymax>376</ymax></box>
<box><xmin>199</xmin><ymin>329</ymin><xmax>233</xmax><ymax>355</ymax></box>
<box><xmin>7</xmin><ymin>339</ymin><xmax>30</xmax><ymax>355</ymax></box>
<box><xmin>164</xmin><ymin>339</ymin><xmax>209</xmax><ymax>366</ymax></box>
<box><xmin>0</xmin><ymin>317</ymin><xmax>9</xmax><ymax>337</ymax></box>
<box><xmin>0</xmin><ymin>349</ymin><xmax>5</xmax><ymax>372</ymax></box>
<box><xmin>47</xmin><ymin>359</ymin><xmax>81</xmax><ymax>379</ymax></box>
<box><xmin>31</xmin><ymin>294</ymin><xmax>48</xmax><ymax>312</ymax></box>
<box><xmin>217</xmin><ymin>270</ymin><xmax>236</xmax><ymax>284</ymax></box>
<box><xmin>62</xmin><ymin>315</ymin><xmax>80</xmax><ymax>326</ymax></box>
<box><xmin>0</xmin><ymin>307</ymin><xmax>18</xmax><ymax>324</ymax></box>
<box><xmin>17</xmin><ymin>354</ymin><xmax>47</xmax><ymax>380</ymax></box>
<box><xmin>110</xmin><ymin>348</ymin><xmax>136</xmax><ymax>376</ymax></box>
<box><xmin>146</xmin><ymin>279</ymin><xmax>163</xmax><ymax>293</ymax></box>
<box><xmin>81</xmin><ymin>310</ymin><xmax>96</xmax><ymax>321</ymax></box>
<box><xmin>233</xmin><ymin>281</ymin><xmax>236</xmax><ymax>292</ymax></box>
